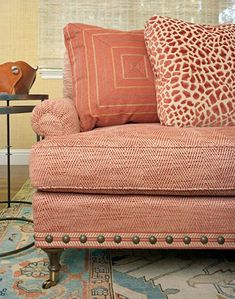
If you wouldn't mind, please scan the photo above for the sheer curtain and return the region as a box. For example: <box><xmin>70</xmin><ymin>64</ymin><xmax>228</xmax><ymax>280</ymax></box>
<box><xmin>39</xmin><ymin>0</ymin><xmax>235</xmax><ymax>71</ymax></box>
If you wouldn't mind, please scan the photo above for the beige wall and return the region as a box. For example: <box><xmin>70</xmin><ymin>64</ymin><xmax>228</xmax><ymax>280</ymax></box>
<box><xmin>0</xmin><ymin>0</ymin><xmax>63</xmax><ymax>149</ymax></box>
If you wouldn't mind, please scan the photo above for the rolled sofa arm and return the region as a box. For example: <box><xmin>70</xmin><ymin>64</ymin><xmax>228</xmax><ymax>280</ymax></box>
<box><xmin>31</xmin><ymin>98</ymin><xmax>80</xmax><ymax>137</ymax></box>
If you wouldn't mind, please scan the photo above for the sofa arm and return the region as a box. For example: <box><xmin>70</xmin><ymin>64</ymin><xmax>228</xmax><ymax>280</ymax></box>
<box><xmin>31</xmin><ymin>98</ymin><xmax>80</xmax><ymax>137</ymax></box>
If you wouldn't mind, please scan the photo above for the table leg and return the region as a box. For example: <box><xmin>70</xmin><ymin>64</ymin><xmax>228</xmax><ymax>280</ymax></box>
<box><xmin>6</xmin><ymin>101</ymin><xmax>11</xmax><ymax>208</ymax></box>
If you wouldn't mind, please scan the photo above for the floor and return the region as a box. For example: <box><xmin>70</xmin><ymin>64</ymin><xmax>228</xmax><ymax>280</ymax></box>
<box><xmin>0</xmin><ymin>165</ymin><xmax>28</xmax><ymax>210</ymax></box>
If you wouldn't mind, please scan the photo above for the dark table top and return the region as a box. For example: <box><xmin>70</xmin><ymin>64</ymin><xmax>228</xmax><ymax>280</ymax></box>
<box><xmin>0</xmin><ymin>94</ymin><xmax>48</xmax><ymax>101</ymax></box>
<box><xmin>0</xmin><ymin>94</ymin><xmax>48</xmax><ymax>114</ymax></box>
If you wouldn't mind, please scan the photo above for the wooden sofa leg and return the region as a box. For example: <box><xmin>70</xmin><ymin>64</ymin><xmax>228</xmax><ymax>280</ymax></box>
<box><xmin>42</xmin><ymin>248</ymin><xmax>64</xmax><ymax>289</ymax></box>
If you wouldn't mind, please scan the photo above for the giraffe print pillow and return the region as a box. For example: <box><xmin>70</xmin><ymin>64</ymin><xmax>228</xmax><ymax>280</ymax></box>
<box><xmin>144</xmin><ymin>16</ymin><xmax>235</xmax><ymax>127</ymax></box>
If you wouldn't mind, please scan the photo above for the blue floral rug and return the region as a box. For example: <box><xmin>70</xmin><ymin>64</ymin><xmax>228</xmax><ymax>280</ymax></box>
<box><xmin>0</xmin><ymin>181</ymin><xmax>234</xmax><ymax>298</ymax></box>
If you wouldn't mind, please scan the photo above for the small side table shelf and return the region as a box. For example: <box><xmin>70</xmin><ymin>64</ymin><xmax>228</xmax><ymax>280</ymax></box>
<box><xmin>0</xmin><ymin>94</ymin><xmax>48</xmax><ymax>257</ymax></box>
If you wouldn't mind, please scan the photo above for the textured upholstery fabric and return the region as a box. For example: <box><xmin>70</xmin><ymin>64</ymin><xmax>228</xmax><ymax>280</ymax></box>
<box><xmin>144</xmin><ymin>16</ymin><xmax>235</xmax><ymax>127</ymax></box>
<box><xmin>64</xmin><ymin>23</ymin><xmax>159</xmax><ymax>131</ymax></box>
<box><xmin>33</xmin><ymin>192</ymin><xmax>235</xmax><ymax>249</ymax></box>
<box><xmin>63</xmin><ymin>50</ymin><xmax>73</xmax><ymax>99</ymax></box>
<box><xmin>30</xmin><ymin>23</ymin><xmax>235</xmax><ymax>252</ymax></box>
<box><xmin>30</xmin><ymin>123</ymin><xmax>235</xmax><ymax>196</ymax></box>
<box><xmin>31</xmin><ymin>98</ymin><xmax>80</xmax><ymax>137</ymax></box>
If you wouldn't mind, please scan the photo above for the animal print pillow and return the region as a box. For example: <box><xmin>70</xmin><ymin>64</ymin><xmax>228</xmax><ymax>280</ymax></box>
<box><xmin>144</xmin><ymin>16</ymin><xmax>235</xmax><ymax>127</ymax></box>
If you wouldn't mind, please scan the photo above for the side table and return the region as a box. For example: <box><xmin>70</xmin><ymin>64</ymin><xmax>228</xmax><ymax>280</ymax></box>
<box><xmin>0</xmin><ymin>93</ymin><xmax>48</xmax><ymax>257</ymax></box>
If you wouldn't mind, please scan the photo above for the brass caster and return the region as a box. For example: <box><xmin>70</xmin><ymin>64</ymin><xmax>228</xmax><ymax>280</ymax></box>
<box><xmin>42</xmin><ymin>279</ymin><xmax>57</xmax><ymax>289</ymax></box>
<box><xmin>42</xmin><ymin>248</ymin><xmax>64</xmax><ymax>289</ymax></box>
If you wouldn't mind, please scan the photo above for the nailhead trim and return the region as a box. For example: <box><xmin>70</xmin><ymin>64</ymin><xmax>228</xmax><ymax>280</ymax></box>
<box><xmin>183</xmin><ymin>236</ymin><xmax>191</xmax><ymax>244</ymax></box>
<box><xmin>132</xmin><ymin>236</ymin><xmax>140</xmax><ymax>244</ymax></box>
<box><xmin>40</xmin><ymin>234</ymin><xmax>228</xmax><ymax>246</ymax></box>
<box><xmin>97</xmin><ymin>235</ymin><xmax>105</xmax><ymax>243</ymax></box>
<box><xmin>45</xmin><ymin>235</ymin><xmax>53</xmax><ymax>243</ymax></box>
<box><xmin>114</xmin><ymin>235</ymin><xmax>122</xmax><ymax>244</ymax></box>
<box><xmin>200</xmin><ymin>236</ymin><xmax>208</xmax><ymax>244</ymax></box>
<box><xmin>217</xmin><ymin>236</ymin><xmax>225</xmax><ymax>245</ymax></box>
<box><xmin>149</xmin><ymin>236</ymin><xmax>157</xmax><ymax>244</ymax></box>
<box><xmin>62</xmin><ymin>235</ymin><xmax>70</xmax><ymax>244</ymax></box>
<box><xmin>79</xmin><ymin>235</ymin><xmax>87</xmax><ymax>243</ymax></box>
<box><xmin>166</xmin><ymin>235</ymin><xmax>173</xmax><ymax>244</ymax></box>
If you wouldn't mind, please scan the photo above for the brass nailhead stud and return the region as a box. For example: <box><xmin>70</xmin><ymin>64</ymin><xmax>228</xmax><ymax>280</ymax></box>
<box><xmin>183</xmin><ymin>236</ymin><xmax>191</xmax><ymax>245</ymax></box>
<box><xmin>200</xmin><ymin>236</ymin><xmax>208</xmax><ymax>244</ymax></box>
<box><xmin>45</xmin><ymin>235</ymin><xmax>53</xmax><ymax>243</ymax></box>
<box><xmin>217</xmin><ymin>236</ymin><xmax>225</xmax><ymax>245</ymax></box>
<box><xmin>62</xmin><ymin>235</ymin><xmax>70</xmax><ymax>244</ymax></box>
<box><xmin>114</xmin><ymin>235</ymin><xmax>122</xmax><ymax>244</ymax></box>
<box><xmin>132</xmin><ymin>236</ymin><xmax>140</xmax><ymax>244</ymax></box>
<box><xmin>97</xmin><ymin>235</ymin><xmax>105</xmax><ymax>243</ymax></box>
<box><xmin>166</xmin><ymin>235</ymin><xmax>173</xmax><ymax>244</ymax></box>
<box><xmin>149</xmin><ymin>236</ymin><xmax>157</xmax><ymax>244</ymax></box>
<box><xmin>79</xmin><ymin>235</ymin><xmax>87</xmax><ymax>243</ymax></box>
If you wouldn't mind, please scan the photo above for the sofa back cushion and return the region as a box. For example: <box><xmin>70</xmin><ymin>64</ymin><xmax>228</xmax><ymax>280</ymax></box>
<box><xmin>144</xmin><ymin>16</ymin><xmax>235</xmax><ymax>127</ymax></box>
<box><xmin>64</xmin><ymin>23</ymin><xmax>159</xmax><ymax>131</ymax></box>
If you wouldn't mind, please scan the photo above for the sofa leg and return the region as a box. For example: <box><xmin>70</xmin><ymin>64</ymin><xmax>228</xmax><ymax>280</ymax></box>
<box><xmin>42</xmin><ymin>248</ymin><xmax>64</xmax><ymax>289</ymax></box>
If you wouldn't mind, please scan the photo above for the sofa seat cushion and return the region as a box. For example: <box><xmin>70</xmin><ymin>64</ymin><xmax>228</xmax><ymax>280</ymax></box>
<box><xmin>30</xmin><ymin>123</ymin><xmax>235</xmax><ymax>196</ymax></box>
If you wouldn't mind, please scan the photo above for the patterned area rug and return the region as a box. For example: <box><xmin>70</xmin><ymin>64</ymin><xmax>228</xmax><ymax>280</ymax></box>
<box><xmin>0</xmin><ymin>181</ymin><xmax>234</xmax><ymax>299</ymax></box>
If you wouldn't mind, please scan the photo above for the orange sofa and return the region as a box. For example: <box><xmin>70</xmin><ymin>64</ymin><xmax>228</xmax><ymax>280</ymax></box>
<box><xmin>30</xmin><ymin>22</ymin><xmax>235</xmax><ymax>288</ymax></box>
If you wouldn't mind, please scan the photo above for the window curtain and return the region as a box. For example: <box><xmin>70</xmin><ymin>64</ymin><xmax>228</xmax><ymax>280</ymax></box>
<box><xmin>39</xmin><ymin>0</ymin><xmax>235</xmax><ymax>70</ymax></box>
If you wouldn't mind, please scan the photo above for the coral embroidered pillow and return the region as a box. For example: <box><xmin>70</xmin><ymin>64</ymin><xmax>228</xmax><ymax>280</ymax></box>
<box><xmin>64</xmin><ymin>23</ymin><xmax>159</xmax><ymax>131</ymax></box>
<box><xmin>144</xmin><ymin>16</ymin><xmax>235</xmax><ymax>127</ymax></box>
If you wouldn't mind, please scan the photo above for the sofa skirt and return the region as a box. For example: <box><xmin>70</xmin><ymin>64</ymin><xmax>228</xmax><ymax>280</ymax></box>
<box><xmin>33</xmin><ymin>191</ymin><xmax>235</xmax><ymax>249</ymax></box>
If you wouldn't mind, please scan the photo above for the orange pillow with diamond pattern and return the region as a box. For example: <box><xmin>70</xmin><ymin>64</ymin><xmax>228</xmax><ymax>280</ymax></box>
<box><xmin>64</xmin><ymin>23</ymin><xmax>159</xmax><ymax>131</ymax></box>
<box><xmin>144</xmin><ymin>16</ymin><xmax>235</xmax><ymax>127</ymax></box>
